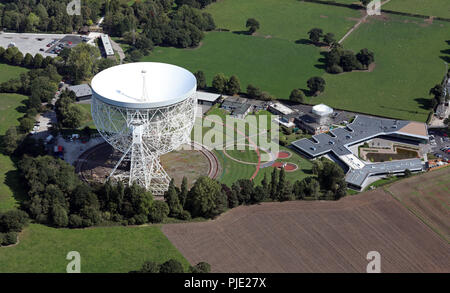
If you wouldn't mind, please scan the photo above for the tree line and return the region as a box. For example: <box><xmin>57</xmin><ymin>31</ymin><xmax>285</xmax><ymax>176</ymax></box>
<box><xmin>0</xmin><ymin>0</ymin><xmax>103</xmax><ymax>34</ymax></box>
<box><xmin>15</xmin><ymin>151</ymin><xmax>347</xmax><ymax>229</ymax></box>
<box><xmin>132</xmin><ymin>258</ymin><xmax>211</xmax><ymax>273</ymax></box>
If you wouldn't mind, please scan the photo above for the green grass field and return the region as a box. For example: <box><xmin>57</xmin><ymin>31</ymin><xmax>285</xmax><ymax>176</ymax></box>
<box><xmin>144</xmin><ymin>32</ymin><xmax>323</xmax><ymax>99</ymax></box>
<box><xmin>0</xmin><ymin>93</ymin><xmax>28</xmax><ymax>212</ymax></box>
<box><xmin>205</xmin><ymin>0</ymin><xmax>360</xmax><ymax>41</ymax></box>
<box><xmin>0</xmin><ymin>64</ymin><xmax>28</xmax><ymax>84</ymax></box>
<box><xmin>0</xmin><ymin>224</ymin><xmax>189</xmax><ymax>273</ymax></box>
<box><xmin>383</xmin><ymin>0</ymin><xmax>450</xmax><ymax>19</ymax></box>
<box><xmin>306</xmin><ymin>14</ymin><xmax>449</xmax><ymax>122</ymax></box>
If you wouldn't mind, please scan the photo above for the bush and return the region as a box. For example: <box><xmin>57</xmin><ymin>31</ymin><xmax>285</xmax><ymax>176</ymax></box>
<box><xmin>328</xmin><ymin>64</ymin><xmax>343</xmax><ymax>74</ymax></box>
<box><xmin>149</xmin><ymin>201</ymin><xmax>170</xmax><ymax>223</ymax></box>
<box><xmin>159</xmin><ymin>259</ymin><xmax>185</xmax><ymax>273</ymax></box>
<box><xmin>140</xmin><ymin>261</ymin><xmax>160</xmax><ymax>273</ymax></box>
<box><xmin>0</xmin><ymin>210</ymin><xmax>29</xmax><ymax>233</ymax></box>
<box><xmin>189</xmin><ymin>262</ymin><xmax>211</xmax><ymax>273</ymax></box>
<box><xmin>1</xmin><ymin>232</ymin><xmax>18</xmax><ymax>246</ymax></box>
<box><xmin>180</xmin><ymin>210</ymin><xmax>191</xmax><ymax>221</ymax></box>
<box><xmin>69</xmin><ymin>214</ymin><xmax>83</xmax><ymax>228</ymax></box>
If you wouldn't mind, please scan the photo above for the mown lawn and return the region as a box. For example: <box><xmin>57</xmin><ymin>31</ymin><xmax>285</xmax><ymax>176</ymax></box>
<box><xmin>383</xmin><ymin>0</ymin><xmax>450</xmax><ymax>19</ymax></box>
<box><xmin>0</xmin><ymin>93</ymin><xmax>28</xmax><ymax>212</ymax></box>
<box><xmin>0</xmin><ymin>64</ymin><xmax>28</xmax><ymax>84</ymax></box>
<box><xmin>143</xmin><ymin>31</ymin><xmax>323</xmax><ymax>99</ymax></box>
<box><xmin>305</xmin><ymin>15</ymin><xmax>449</xmax><ymax>122</ymax></box>
<box><xmin>0</xmin><ymin>224</ymin><xmax>190</xmax><ymax>273</ymax></box>
<box><xmin>205</xmin><ymin>0</ymin><xmax>361</xmax><ymax>41</ymax></box>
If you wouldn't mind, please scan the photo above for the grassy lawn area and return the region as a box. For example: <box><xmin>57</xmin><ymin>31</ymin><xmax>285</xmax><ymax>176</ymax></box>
<box><xmin>306</xmin><ymin>15</ymin><xmax>449</xmax><ymax>122</ymax></box>
<box><xmin>143</xmin><ymin>31</ymin><xmax>323</xmax><ymax>99</ymax></box>
<box><xmin>0</xmin><ymin>64</ymin><xmax>28</xmax><ymax>84</ymax></box>
<box><xmin>205</xmin><ymin>0</ymin><xmax>361</xmax><ymax>41</ymax></box>
<box><xmin>0</xmin><ymin>93</ymin><xmax>28</xmax><ymax>212</ymax></box>
<box><xmin>383</xmin><ymin>0</ymin><xmax>450</xmax><ymax>19</ymax></box>
<box><xmin>0</xmin><ymin>224</ymin><xmax>189</xmax><ymax>273</ymax></box>
<box><xmin>77</xmin><ymin>103</ymin><xmax>96</xmax><ymax>130</ymax></box>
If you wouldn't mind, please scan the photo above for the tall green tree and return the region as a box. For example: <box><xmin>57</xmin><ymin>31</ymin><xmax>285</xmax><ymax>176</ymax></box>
<box><xmin>307</xmin><ymin>77</ymin><xmax>326</xmax><ymax>96</ymax></box>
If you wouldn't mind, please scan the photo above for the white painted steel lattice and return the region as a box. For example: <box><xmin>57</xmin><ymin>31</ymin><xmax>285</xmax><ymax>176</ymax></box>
<box><xmin>91</xmin><ymin>62</ymin><xmax>197</xmax><ymax>195</ymax></box>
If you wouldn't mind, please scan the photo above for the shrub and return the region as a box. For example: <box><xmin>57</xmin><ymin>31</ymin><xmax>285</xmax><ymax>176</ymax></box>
<box><xmin>189</xmin><ymin>262</ymin><xmax>211</xmax><ymax>273</ymax></box>
<box><xmin>328</xmin><ymin>64</ymin><xmax>343</xmax><ymax>74</ymax></box>
<box><xmin>180</xmin><ymin>210</ymin><xmax>191</xmax><ymax>221</ymax></box>
<box><xmin>69</xmin><ymin>214</ymin><xmax>83</xmax><ymax>228</ymax></box>
<box><xmin>0</xmin><ymin>210</ymin><xmax>29</xmax><ymax>233</ymax></box>
<box><xmin>149</xmin><ymin>201</ymin><xmax>170</xmax><ymax>223</ymax></box>
<box><xmin>140</xmin><ymin>261</ymin><xmax>160</xmax><ymax>273</ymax></box>
<box><xmin>2</xmin><ymin>232</ymin><xmax>18</xmax><ymax>246</ymax></box>
<box><xmin>159</xmin><ymin>259</ymin><xmax>185</xmax><ymax>273</ymax></box>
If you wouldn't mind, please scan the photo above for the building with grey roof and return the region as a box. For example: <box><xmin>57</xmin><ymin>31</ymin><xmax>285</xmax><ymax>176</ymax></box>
<box><xmin>100</xmin><ymin>34</ymin><xmax>114</xmax><ymax>57</ymax></box>
<box><xmin>196</xmin><ymin>91</ymin><xmax>221</xmax><ymax>106</ymax></box>
<box><xmin>292</xmin><ymin>115</ymin><xmax>428</xmax><ymax>190</ymax></box>
<box><xmin>68</xmin><ymin>84</ymin><xmax>92</xmax><ymax>101</ymax></box>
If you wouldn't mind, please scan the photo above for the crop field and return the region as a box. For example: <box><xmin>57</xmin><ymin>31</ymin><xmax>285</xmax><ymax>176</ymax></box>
<box><xmin>162</xmin><ymin>175</ymin><xmax>450</xmax><ymax>272</ymax></box>
<box><xmin>383</xmin><ymin>0</ymin><xmax>450</xmax><ymax>19</ymax></box>
<box><xmin>205</xmin><ymin>0</ymin><xmax>361</xmax><ymax>41</ymax></box>
<box><xmin>307</xmin><ymin>14</ymin><xmax>449</xmax><ymax>122</ymax></box>
<box><xmin>0</xmin><ymin>224</ymin><xmax>190</xmax><ymax>273</ymax></box>
<box><xmin>0</xmin><ymin>64</ymin><xmax>28</xmax><ymax>83</ymax></box>
<box><xmin>386</xmin><ymin>167</ymin><xmax>450</xmax><ymax>242</ymax></box>
<box><xmin>0</xmin><ymin>93</ymin><xmax>27</xmax><ymax>212</ymax></box>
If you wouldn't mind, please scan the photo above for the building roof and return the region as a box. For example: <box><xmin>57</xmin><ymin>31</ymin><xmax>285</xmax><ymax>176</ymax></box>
<box><xmin>68</xmin><ymin>84</ymin><xmax>92</xmax><ymax>98</ymax></box>
<box><xmin>196</xmin><ymin>91</ymin><xmax>220</xmax><ymax>102</ymax></box>
<box><xmin>312</xmin><ymin>104</ymin><xmax>333</xmax><ymax>117</ymax></box>
<box><xmin>100</xmin><ymin>34</ymin><xmax>114</xmax><ymax>56</ymax></box>
<box><xmin>269</xmin><ymin>102</ymin><xmax>294</xmax><ymax>115</ymax></box>
<box><xmin>345</xmin><ymin>158</ymin><xmax>423</xmax><ymax>187</ymax></box>
<box><xmin>232</xmin><ymin>103</ymin><xmax>251</xmax><ymax>116</ymax></box>
<box><xmin>292</xmin><ymin>115</ymin><xmax>428</xmax><ymax>158</ymax></box>
<box><xmin>291</xmin><ymin>115</ymin><xmax>428</xmax><ymax>189</ymax></box>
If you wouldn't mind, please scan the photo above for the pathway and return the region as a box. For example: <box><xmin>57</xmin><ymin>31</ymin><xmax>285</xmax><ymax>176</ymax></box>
<box><xmin>338</xmin><ymin>0</ymin><xmax>392</xmax><ymax>44</ymax></box>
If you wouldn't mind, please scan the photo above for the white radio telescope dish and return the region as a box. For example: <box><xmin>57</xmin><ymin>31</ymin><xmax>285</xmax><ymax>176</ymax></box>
<box><xmin>90</xmin><ymin>62</ymin><xmax>197</xmax><ymax>195</ymax></box>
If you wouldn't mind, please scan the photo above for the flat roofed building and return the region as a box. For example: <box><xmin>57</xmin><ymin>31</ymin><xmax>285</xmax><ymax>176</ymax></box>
<box><xmin>100</xmin><ymin>34</ymin><xmax>114</xmax><ymax>56</ymax></box>
<box><xmin>292</xmin><ymin>115</ymin><xmax>428</xmax><ymax>190</ymax></box>
<box><xmin>68</xmin><ymin>84</ymin><xmax>92</xmax><ymax>101</ymax></box>
<box><xmin>196</xmin><ymin>91</ymin><xmax>221</xmax><ymax>106</ymax></box>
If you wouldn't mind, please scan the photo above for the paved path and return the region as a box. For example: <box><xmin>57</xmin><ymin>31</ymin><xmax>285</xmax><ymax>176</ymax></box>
<box><xmin>338</xmin><ymin>0</ymin><xmax>392</xmax><ymax>44</ymax></box>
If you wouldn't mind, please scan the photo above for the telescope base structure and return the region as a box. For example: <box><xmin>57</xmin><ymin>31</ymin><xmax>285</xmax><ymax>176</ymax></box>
<box><xmin>108</xmin><ymin>125</ymin><xmax>171</xmax><ymax>196</ymax></box>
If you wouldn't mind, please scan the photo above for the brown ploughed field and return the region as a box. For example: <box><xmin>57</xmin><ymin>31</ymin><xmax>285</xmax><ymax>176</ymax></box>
<box><xmin>162</xmin><ymin>169</ymin><xmax>450</xmax><ymax>273</ymax></box>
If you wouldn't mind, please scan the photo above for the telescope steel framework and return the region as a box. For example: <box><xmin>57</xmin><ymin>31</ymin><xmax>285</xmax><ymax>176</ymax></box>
<box><xmin>91</xmin><ymin>94</ymin><xmax>197</xmax><ymax>195</ymax></box>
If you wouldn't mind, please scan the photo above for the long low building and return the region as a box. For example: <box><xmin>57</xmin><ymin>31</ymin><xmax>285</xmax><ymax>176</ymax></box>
<box><xmin>292</xmin><ymin>115</ymin><xmax>429</xmax><ymax>190</ymax></box>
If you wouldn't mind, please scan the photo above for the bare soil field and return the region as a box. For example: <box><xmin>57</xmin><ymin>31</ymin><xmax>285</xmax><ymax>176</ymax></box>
<box><xmin>386</xmin><ymin>167</ymin><xmax>450</xmax><ymax>242</ymax></box>
<box><xmin>163</xmin><ymin>178</ymin><xmax>450</xmax><ymax>272</ymax></box>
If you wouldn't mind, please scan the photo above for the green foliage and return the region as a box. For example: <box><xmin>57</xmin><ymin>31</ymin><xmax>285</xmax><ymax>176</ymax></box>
<box><xmin>194</xmin><ymin>70</ymin><xmax>207</xmax><ymax>89</ymax></box>
<box><xmin>189</xmin><ymin>262</ymin><xmax>211</xmax><ymax>273</ymax></box>
<box><xmin>0</xmin><ymin>232</ymin><xmax>18</xmax><ymax>246</ymax></box>
<box><xmin>212</xmin><ymin>73</ymin><xmax>227</xmax><ymax>93</ymax></box>
<box><xmin>246</xmin><ymin>18</ymin><xmax>260</xmax><ymax>34</ymax></box>
<box><xmin>0</xmin><ymin>209</ymin><xmax>29</xmax><ymax>233</ymax></box>
<box><xmin>140</xmin><ymin>261</ymin><xmax>160</xmax><ymax>273</ymax></box>
<box><xmin>246</xmin><ymin>84</ymin><xmax>262</xmax><ymax>99</ymax></box>
<box><xmin>308</xmin><ymin>28</ymin><xmax>323</xmax><ymax>44</ymax></box>
<box><xmin>185</xmin><ymin>176</ymin><xmax>226</xmax><ymax>218</ymax></box>
<box><xmin>66</xmin><ymin>43</ymin><xmax>101</xmax><ymax>83</ymax></box>
<box><xmin>149</xmin><ymin>201</ymin><xmax>170</xmax><ymax>223</ymax></box>
<box><xmin>225</xmin><ymin>75</ymin><xmax>240</xmax><ymax>95</ymax></box>
<box><xmin>307</xmin><ymin>76</ymin><xmax>325</xmax><ymax>95</ymax></box>
<box><xmin>289</xmin><ymin>88</ymin><xmax>305</xmax><ymax>103</ymax></box>
<box><xmin>164</xmin><ymin>179</ymin><xmax>183</xmax><ymax>218</ymax></box>
<box><xmin>159</xmin><ymin>259</ymin><xmax>185</xmax><ymax>273</ymax></box>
